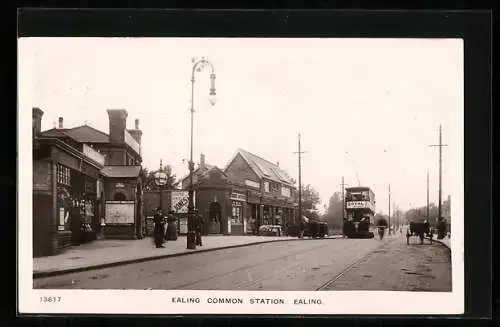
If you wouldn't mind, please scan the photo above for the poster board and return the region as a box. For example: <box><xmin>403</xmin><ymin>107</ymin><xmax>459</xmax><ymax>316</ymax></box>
<box><xmin>171</xmin><ymin>191</ymin><xmax>191</xmax><ymax>213</ymax></box>
<box><xmin>105</xmin><ymin>201</ymin><xmax>135</xmax><ymax>224</ymax></box>
<box><xmin>179</xmin><ymin>217</ymin><xmax>188</xmax><ymax>234</ymax></box>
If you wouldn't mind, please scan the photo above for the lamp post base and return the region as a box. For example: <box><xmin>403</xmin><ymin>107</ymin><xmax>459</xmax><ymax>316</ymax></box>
<box><xmin>187</xmin><ymin>230</ymin><xmax>197</xmax><ymax>250</ymax></box>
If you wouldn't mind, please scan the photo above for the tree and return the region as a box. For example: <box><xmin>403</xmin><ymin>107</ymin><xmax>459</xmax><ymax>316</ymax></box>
<box><xmin>300</xmin><ymin>184</ymin><xmax>321</xmax><ymax>221</ymax></box>
<box><xmin>140</xmin><ymin>165</ymin><xmax>179</xmax><ymax>191</ymax></box>
<box><xmin>323</xmin><ymin>192</ymin><xmax>343</xmax><ymax>230</ymax></box>
<box><xmin>403</xmin><ymin>203</ymin><xmax>438</xmax><ymax>224</ymax></box>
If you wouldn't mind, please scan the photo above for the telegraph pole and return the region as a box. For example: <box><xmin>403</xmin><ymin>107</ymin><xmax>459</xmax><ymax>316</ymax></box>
<box><xmin>339</xmin><ymin>176</ymin><xmax>347</xmax><ymax>237</ymax></box>
<box><xmin>388</xmin><ymin>184</ymin><xmax>391</xmax><ymax>235</ymax></box>
<box><xmin>426</xmin><ymin>170</ymin><xmax>430</xmax><ymax>221</ymax></box>
<box><xmin>429</xmin><ymin>124</ymin><xmax>448</xmax><ymax>224</ymax></box>
<box><xmin>294</xmin><ymin>133</ymin><xmax>307</xmax><ymax>225</ymax></box>
<box><xmin>393</xmin><ymin>201</ymin><xmax>397</xmax><ymax>230</ymax></box>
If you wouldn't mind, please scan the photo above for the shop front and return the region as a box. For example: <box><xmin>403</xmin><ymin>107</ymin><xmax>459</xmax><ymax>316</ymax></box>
<box><xmin>228</xmin><ymin>190</ymin><xmax>246</xmax><ymax>235</ymax></box>
<box><xmin>33</xmin><ymin>138</ymin><xmax>104</xmax><ymax>257</ymax></box>
<box><xmin>55</xmin><ymin>164</ymin><xmax>100</xmax><ymax>247</ymax></box>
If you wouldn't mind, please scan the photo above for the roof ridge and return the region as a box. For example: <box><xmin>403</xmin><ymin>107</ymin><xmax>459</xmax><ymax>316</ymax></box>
<box><xmin>68</xmin><ymin>124</ymin><xmax>109</xmax><ymax>138</ymax></box>
<box><xmin>238</xmin><ymin>148</ymin><xmax>279</xmax><ymax>169</ymax></box>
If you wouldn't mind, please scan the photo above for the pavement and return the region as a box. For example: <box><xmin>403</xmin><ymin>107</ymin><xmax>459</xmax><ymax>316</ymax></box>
<box><xmin>33</xmin><ymin>235</ymin><xmax>341</xmax><ymax>278</ymax></box>
<box><xmin>430</xmin><ymin>236</ymin><xmax>451</xmax><ymax>249</ymax></box>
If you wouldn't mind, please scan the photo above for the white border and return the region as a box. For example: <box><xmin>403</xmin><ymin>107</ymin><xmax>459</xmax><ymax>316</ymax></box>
<box><xmin>18</xmin><ymin>37</ymin><xmax>464</xmax><ymax>315</ymax></box>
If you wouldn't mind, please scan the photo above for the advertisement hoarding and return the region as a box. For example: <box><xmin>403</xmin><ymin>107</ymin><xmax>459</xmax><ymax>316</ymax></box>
<box><xmin>346</xmin><ymin>201</ymin><xmax>374</xmax><ymax>211</ymax></box>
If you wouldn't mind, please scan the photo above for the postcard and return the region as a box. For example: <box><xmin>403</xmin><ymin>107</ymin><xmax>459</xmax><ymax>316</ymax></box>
<box><xmin>18</xmin><ymin>37</ymin><xmax>464</xmax><ymax>315</ymax></box>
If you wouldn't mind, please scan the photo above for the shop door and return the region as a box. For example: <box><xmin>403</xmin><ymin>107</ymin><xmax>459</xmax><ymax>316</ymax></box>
<box><xmin>208</xmin><ymin>202</ymin><xmax>221</xmax><ymax>234</ymax></box>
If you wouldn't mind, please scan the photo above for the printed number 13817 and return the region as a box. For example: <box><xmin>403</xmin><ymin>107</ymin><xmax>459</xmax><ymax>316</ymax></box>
<box><xmin>40</xmin><ymin>296</ymin><xmax>62</xmax><ymax>303</ymax></box>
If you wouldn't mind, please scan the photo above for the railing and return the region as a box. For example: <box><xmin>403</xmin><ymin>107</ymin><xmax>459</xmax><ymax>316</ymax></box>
<box><xmin>82</xmin><ymin>144</ymin><xmax>105</xmax><ymax>166</ymax></box>
<box><xmin>124</xmin><ymin>130</ymin><xmax>141</xmax><ymax>155</ymax></box>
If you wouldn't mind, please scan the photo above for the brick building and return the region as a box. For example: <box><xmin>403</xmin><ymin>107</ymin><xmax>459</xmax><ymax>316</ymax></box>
<box><xmin>224</xmin><ymin>149</ymin><xmax>297</xmax><ymax>234</ymax></box>
<box><xmin>179</xmin><ymin>149</ymin><xmax>297</xmax><ymax>235</ymax></box>
<box><xmin>32</xmin><ymin>108</ymin><xmax>144</xmax><ymax>257</ymax></box>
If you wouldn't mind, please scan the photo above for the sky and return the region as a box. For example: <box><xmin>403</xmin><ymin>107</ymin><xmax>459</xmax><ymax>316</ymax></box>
<box><xmin>19</xmin><ymin>37</ymin><xmax>463</xmax><ymax>214</ymax></box>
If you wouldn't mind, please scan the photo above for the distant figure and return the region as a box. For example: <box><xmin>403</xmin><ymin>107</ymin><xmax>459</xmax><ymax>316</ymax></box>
<box><xmin>376</xmin><ymin>217</ymin><xmax>388</xmax><ymax>240</ymax></box>
<box><xmin>299</xmin><ymin>220</ymin><xmax>305</xmax><ymax>239</ymax></box>
<box><xmin>153</xmin><ymin>207</ymin><xmax>165</xmax><ymax>248</ymax></box>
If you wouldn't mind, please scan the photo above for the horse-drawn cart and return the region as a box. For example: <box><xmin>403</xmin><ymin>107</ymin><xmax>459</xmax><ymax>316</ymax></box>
<box><xmin>406</xmin><ymin>221</ymin><xmax>433</xmax><ymax>245</ymax></box>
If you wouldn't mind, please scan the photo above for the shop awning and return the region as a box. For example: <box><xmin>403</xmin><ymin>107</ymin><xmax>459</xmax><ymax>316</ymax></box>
<box><xmin>101</xmin><ymin>165</ymin><xmax>141</xmax><ymax>178</ymax></box>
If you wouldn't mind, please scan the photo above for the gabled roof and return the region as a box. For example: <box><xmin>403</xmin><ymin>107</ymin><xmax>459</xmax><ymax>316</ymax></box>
<box><xmin>41</xmin><ymin>125</ymin><xmax>110</xmax><ymax>143</ymax></box>
<box><xmin>40</xmin><ymin>128</ymin><xmax>70</xmax><ymax>138</ymax></box>
<box><xmin>65</xmin><ymin>125</ymin><xmax>109</xmax><ymax>143</ymax></box>
<box><xmin>181</xmin><ymin>164</ymin><xmax>215</xmax><ymax>183</ymax></box>
<box><xmin>101</xmin><ymin>165</ymin><xmax>141</xmax><ymax>178</ymax></box>
<box><xmin>224</xmin><ymin>148</ymin><xmax>295</xmax><ymax>186</ymax></box>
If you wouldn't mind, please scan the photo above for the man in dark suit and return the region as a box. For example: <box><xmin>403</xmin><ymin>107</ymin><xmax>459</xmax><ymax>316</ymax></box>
<box><xmin>153</xmin><ymin>207</ymin><xmax>165</xmax><ymax>248</ymax></box>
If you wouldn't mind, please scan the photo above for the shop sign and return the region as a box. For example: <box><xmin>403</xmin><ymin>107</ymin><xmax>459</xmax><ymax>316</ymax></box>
<box><xmin>115</xmin><ymin>182</ymin><xmax>126</xmax><ymax>188</ymax></box>
<box><xmin>230</xmin><ymin>193</ymin><xmax>246</xmax><ymax>201</ymax></box>
<box><xmin>244</xmin><ymin>179</ymin><xmax>260</xmax><ymax>189</ymax></box>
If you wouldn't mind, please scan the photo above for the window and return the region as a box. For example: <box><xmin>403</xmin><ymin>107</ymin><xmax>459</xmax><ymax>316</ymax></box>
<box><xmin>270</xmin><ymin>182</ymin><xmax>280</xmax><ymax>193</ymax></box>
<box><xmin>232</xmin><ymin>206</ymin><xmax>242</xmax><ymax>224</ymax></box>
<box><xmin>113</xmin><ymin>192</ymin><xmax>127</xmax><ymax>201</ymax></box>
<box><xmin>56</xmin><ymin>164</ymin><xmax>71</xmax><ymax>186</ymax></box>
<box><xmin>264</xmin><ymin>181</ymin><xmax>270</xmax><ymax>193</ymax></box>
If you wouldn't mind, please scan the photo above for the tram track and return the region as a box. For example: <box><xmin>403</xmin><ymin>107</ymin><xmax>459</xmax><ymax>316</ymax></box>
<box><xmin>315</xmin><ymin>236</ymin><xmax>400</xmax><ymax>291</ymax></box>
<box><xmin>173</xmin><ymin>239</ymin><xmax>334</xmax><ymax>290</ymax></box>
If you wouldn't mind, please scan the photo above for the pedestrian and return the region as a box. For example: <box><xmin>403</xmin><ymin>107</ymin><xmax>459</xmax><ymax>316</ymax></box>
<box><xmin>70</xmin><ymin>202</ymin><xmax>82</xmax><ymax>246</ymax></box>
<box><xmin>196</xmin><ymin>214</ymin><xmax>203</xmax><ymax>246</ymax></box>
<box><xmin>153</xmin><ymin>207</ymin><xmax>165</xmax><ymax>248</ymax></box>
<box><xmin>166</xmin><ymin>210</ymin><xmax>178</xmax><ymax>241</ymax></box>
<box><xmin>299</xmin><ymin>220</ymin><xmax>305</xmax><ymax>239</ymax></box>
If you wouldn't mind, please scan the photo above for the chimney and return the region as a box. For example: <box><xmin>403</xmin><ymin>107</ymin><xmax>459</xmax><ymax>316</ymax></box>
<box><xmin>277</xmin><ymin>161</ymin><xmax>279</xmax><ymax>167</ymax></box>
<box><xmin>107</xmin><ymin>109</ymin><xmax>128</xmax><ymax>143</ymax></box>
<box><xmin>200</xmin><ymin>153</ymin><xmax>205</xmax><ymax>170</ymax></box>
<box><xmin>128</xmin><ymin>118</ymin><xmax>143</xmax><ymax>145</ymax></box>
<box><xmin>58</xmin><ymin>117</ymin><xmax>64</xmax><ymax>129</ymax></box>
<box><xmin>32</xmin><ymin>107</ymin><xmax>44</xmax><ymax>137</ymax></box>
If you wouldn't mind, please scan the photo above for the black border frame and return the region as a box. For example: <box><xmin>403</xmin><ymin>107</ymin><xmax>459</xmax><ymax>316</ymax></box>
<box><xmin>16</xmin><ymin>8</ymin><xmax>492</xmax><ymax>321</ymax></box>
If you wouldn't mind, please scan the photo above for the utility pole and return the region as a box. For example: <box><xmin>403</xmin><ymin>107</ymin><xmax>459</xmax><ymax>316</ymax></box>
<box><xmin>426</xmin><ymin>170</ymin><xmax>430</xmax><ymax>221</ymax></box>
<box><xmin>339</xmin><ymin>176</ymin><xmax>347</xmax><ymax>237</ymax></box>
<box><xmin>429</xmin><ymin>124</ymin><xmax>448</xmax><ymax>224</ymax></box>
<box><xmin>388</xmin><ymin>184</ymin><xmax>391</xmax><ymax>235</ymax></box>
<box><xmin>393</xmin><ymin>201</ymin><xmax>396</xmax><ymax>230</ymax></box>
<box><xmin>294</xmin><ymin>133</ymin><xmax>307</xmax><ymax>226</ymax></box>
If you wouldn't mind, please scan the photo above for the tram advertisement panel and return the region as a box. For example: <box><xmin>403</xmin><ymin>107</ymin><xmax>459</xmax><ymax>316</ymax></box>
<box><xmin>346</xmin><ymin>201</ymin><xmax>374</xmax><ymax>211</ymax></box>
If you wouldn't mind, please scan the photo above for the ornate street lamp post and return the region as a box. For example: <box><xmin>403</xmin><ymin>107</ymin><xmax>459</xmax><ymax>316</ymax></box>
<box><xmin>155</xmin><ymin>160</ymin><xmax>168</xmax><ymax>212</ymax></box>
<box><xmin>187</xmin><ymin>57</ymin><xmax>216</xmax><ymax>250</ymax></box>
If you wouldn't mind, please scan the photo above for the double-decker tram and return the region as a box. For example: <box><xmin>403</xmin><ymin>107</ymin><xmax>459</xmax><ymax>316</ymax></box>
<box><xmin>343</xmin><ymin>186</ymin><xmax>376</xmax><ymax>238</ymax></box>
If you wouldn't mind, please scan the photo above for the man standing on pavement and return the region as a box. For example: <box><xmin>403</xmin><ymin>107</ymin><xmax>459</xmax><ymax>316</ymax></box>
<box><xmin>196</xmin><ymin>212</ymin><xmax>203</xmax><ymax>246</ymax></box>
<box><xmin>153</xmin><ymin>207</ymin><xmax>165</xmax><ymax>248</ymax></box>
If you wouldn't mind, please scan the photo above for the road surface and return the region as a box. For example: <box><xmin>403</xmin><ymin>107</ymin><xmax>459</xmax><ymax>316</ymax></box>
<box><xmin>33</xmin><ymin>235</ymin><xmax>451</xmax><ymax>291</ymax></box>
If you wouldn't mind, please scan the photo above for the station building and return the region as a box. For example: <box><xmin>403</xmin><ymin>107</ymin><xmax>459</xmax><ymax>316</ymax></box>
<box><xmin>180</xmin><ymin>149</ymin><xmax>298</xmax><ymax>235</ymax></box>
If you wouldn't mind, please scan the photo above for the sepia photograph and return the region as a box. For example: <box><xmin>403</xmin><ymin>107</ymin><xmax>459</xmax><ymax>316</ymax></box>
<box><xmin>18</xmin><ymin>36</ymin><xmax>464</xmax><ymax>315</ymax></box>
